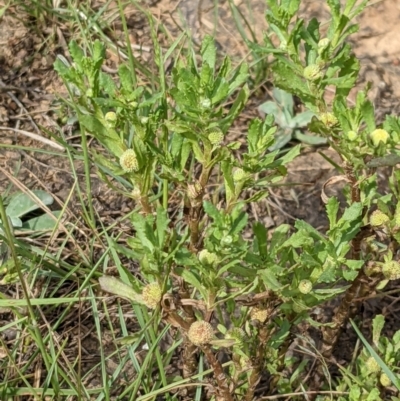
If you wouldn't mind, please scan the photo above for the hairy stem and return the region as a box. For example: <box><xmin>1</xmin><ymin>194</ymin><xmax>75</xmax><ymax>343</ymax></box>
<box><xmin>202</xmin><ymin>345</ymin><xmax>234</xmax><ymax>401</ymax></box>
<box><xmin>246</xmin><ymin>325</ymin><xmax>270</xmax><ymax>401</ymax></box>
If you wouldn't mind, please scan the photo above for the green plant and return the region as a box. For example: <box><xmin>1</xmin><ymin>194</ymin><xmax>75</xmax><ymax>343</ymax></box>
<box><xmin>258</xmin><ymin>86</ymin><xmax>325</xmax><ymax>149</ymax></box>
<box><xmin>0</xmin><ymin>190</ymin><xmax>61</xmax><ymax>231</ymax></box>
<box><xmin>330</xmin><ymin>316</ymin><xmax>400</xmax><ymax>401</ymax></box>
<box><xmin>51</xmin><ymin>0</ymin><xmax>400</xmax><ymax>399</ymax></box>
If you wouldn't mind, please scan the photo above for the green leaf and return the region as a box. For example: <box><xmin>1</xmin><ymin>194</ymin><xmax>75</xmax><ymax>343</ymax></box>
<box><xmin>79</xmin><ymin>114</ymin><xmax>125</xmax><ymax>157</ymax></box>
<box><xmin>23</xmin><ymin>210</ymin><xmax>62</xmax><ymax>231</ymax></box>
<box><xmin>201</xmin><ymin>35</ymin><xmax>216</xmax><ymax>70</ymax></box>
<box><xmin>293</xmin><ymin>131</ymin><xmax>327</xmax><ymax>145</ymax></box>
<box><xmin>230</xmin><ymin>212</ymin><xmax>248</xmax><ymax>236</ymax></box>
<box><xmin>372</xmin><ymin>314</ymin><xmax>385</xmax><ymax>347</ymax></box>
<box><xmin>260</xmin><ymin>269</ymin><xmax>284</xmax><ymax>291</ymax></box>
<box><xmin>203</xmin><ymin>201</ymin><xmax>222</xmax><ymax>224</ymax></box>
<box><xmin>326</xmin><ymin>197</ymin><xmax>339</xmax><ymax>228</ymax></box>
<box><xmin>181</xmin><ymin>269</ymin><xmax>209</xmax><ymax>300</ymax></box>
<box><xmin>69</xmin><ymin>41</ymin><xmax>84</xmax><ymax>69</ymax></box>
<box><xmin>99</xmin><ymin>276</ymin><xmax>142</xmax><ymax>303</ymax></box>
<box><xmin>228</xmin><ymin>63</ymin><xmax>249</xmax><ymax>94</ymax></box>
<box><xmin>6</xmin><ymin>190</ymin><xmax>54</xmax><ymax>218</ymax></box>
<box><xmin>253</xmin><ymin>222</ymin><xmax>268</xmax><ymax>258</ymax></box>
<box><xmin>118</xmin><ymin>64</ymin><xmax>134</xmax><ymax>93</ymax></box>
<box><xmin>221</xmin><ymin>161</ymin><xmax>235</xmax><ymax>203</ymax></box>
<box><xmin>339</xmin><ymin>202</ymin><xmax>363</xmax><ymax>223</ymax></box>
<box><xmin>131</xmin><ymin>214</ymin><xmax>156</xmax><ymax>252</ymax></box>
<box><xmin>156</xmin><ymin>207</ymin><xmax>169</xmax><ymax>248</ymax></box>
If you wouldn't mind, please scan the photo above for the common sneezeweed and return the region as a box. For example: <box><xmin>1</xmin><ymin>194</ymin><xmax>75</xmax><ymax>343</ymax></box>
<box><xmin>54</xmin><ymin>0</ymin><xmax>400</xmax><ymax>399</ymax></box>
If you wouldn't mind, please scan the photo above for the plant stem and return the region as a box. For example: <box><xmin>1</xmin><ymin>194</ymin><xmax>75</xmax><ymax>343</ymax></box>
<box><xmin>246</xmin><ymin>325</ymin><xmax>270</xmax><ymax>401</ymax></box>
<box><xmin>202</xmin><ymin>345</ymin><xmax>234</xmax><ymax>401</ymax></box>
<box><xmin>178</xmin><ymin>282</ymin><xmax>199</xmax><ymax>382</ymax></box>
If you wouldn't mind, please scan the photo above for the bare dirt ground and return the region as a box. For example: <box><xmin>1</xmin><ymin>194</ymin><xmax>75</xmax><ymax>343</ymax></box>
<box><xmin>1</xmin><ymin>0</ymin><xmax>400</xmax><ymax>398</ymax></box>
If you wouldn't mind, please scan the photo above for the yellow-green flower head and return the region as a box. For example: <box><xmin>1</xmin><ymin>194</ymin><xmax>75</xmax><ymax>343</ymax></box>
<box><xmin>380</xmin><ymin>373</ymin><xmax>391</xmax><ymax>387</ymax></box>
<box><xmin>188</xmin><ymin>321</ymin><xmax>214</xmax><ymax>346</ymax></box>
<box><xmin>303</xmin><ymin>64</ymin><xmax>323</xmax><ymax>81</ymax></box>
<box><xmin>292</xmin><ymin>303</ymin><xmax>307</xmax><ymax>313</ymax></box>
<box><xmin>318</xmin><ymin>38</ymin><xmax>330</xmax><ymax>50</ymax></box>
<box><xmin>200</xmin><ymin>97</ymin><xmax>211</xmax><ymax>109</ymax></box>
<box><xmin>319</xmin><ymin>112</ymin><xmax>338</xmax><ymax>127</ymax></box>
<box><xmin>225</xmin><ymin>328</ymin><xmax>246</xmax><ymax>347</ymax></box>
<box><xmin>298</xmin><ymin>279</ymin><xmax>313</xmax><ymax>294</ymax></box>
<box><xmin>347</xmin><ymin>130</ymin><xmax>358</xmax><ymax>141</ymax></box>
<box><xmin>365</xmin><ymin>356</ymin><xmax>380</xmax><ymax>374</ymax></box>
<box><xmin>395</xmin><ymin>212</ymin><xmax>400</xmax><ymax>227</ymax></box>
<box><xmin>382</xmin><ymin>261</ymin><xmax>400</xmax><ymax>281</ymax></box>
<box><xmin>142</xmin><ymin>282</ymin><xmax>162</xmax><ymax>309</ymax></box>
<box><xmin>369</xmin><ymin>210</ymin><xmax>389</xmax><ymax>227</ymax></box>
<box><xmin>105</xmin><ymin>111</ymin><xmax>117</xmax><ymax>122</ymax></box>
<box><xmin>187</xmin><ymin>181</ymin><xmax>203</xmax><ymax>199</ymax></box>
<box><xmin>131</xmin><ymin>187</ymin><xmax>141</xmax><ymax>200</ymax></box>
<box><xmin>120</xmin><ymin>149</ymin><xmax>139</xmax><ymax>173</ymax></box>
<box><xmin>207</xmin><ymin>127</ymin><xmax>224</xmax><ymax>146</ymax></box>
<box><xmin>239</xmin><ymin>355</ymin><xmax>252</xmax><ymax>369</ymax></box>
<box><xmin>233</xmin><ymin>168</ymin><xmax>246</xmax><ymax>183</ymax></box>
<box><xmin>279</xmin><ymin>40</ymin><xmax>287</xmax><ymax>51</ymax></box>
<box><xmin>370</xmin><ymin>129</ymin><xmax>389</xmax><ymax>146</ymax></box>
<box><xmin>198</xmin><ymin>249</ymin><xmax>218</xmax><ymax>266</ymax></box>
<box><xmin>250</xmin><ymin>306</ymin><xmax>268</xmax><ymax>323</ymax></box>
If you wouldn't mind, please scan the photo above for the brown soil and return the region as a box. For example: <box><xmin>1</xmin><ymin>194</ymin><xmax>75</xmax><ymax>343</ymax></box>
<box><xmin>1</xmin><ymin>0</ymin><xmax>400</xmax><ymax>399</ymax></box>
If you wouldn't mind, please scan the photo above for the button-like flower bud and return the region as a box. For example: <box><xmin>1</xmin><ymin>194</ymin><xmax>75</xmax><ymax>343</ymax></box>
<box><xmin>370</xmin><ymin>129</ymin><xmax>389</xmax><ymax>146</ymax></box>
<box><xmin>233</xmin><ymin>168</ymin><xmax>246</xmax><ymax>183</ymax></box>
<box><xmin>347</xmin><ymin>130</ymin><xmax>358</xmax><ymax>141</ymax></box>
<box><xmin>105</xmin><ymin>111</ymin><xmax>117</xmax><ymax>123</ymax></box>
<box><xmin>298</xmin><ymin>279</ymin><xmax>313</xmax><ymax>294</ymax></box>
<box><xmin>380</xmin><ymin>373</ymin><xmax>391</xmax><ymax>387</ymax></box>
<box><xmin>365</xmin><ymin>356</ymin><xmax>380</xmax><ymax>373</ymax></box>
<box><xmin>188</xmin><ymin>321</ymin><xmax>214</xmax><ymax>346</ymax></box>
<box><xmin>369</xmin><ymin>210</ymin><xmax>389</xmax><ymax>227</ymax></box>
<box><xmin>318</xmin><ymin>38</ymin><xmax>330</xmax><ymax>51</ymax></box>
<box><xmin>319</xmin><ymin>112</ymin><xmax>338</xmax><ymax>127</ymax></box>
<box><xmin>382</xmin><ymin>261</ymin><xmax>400</xmax><ymax>281</ymax></box>
<box><xmin>187</xmin><ymin>181</ymin><xmax>203</xmax><ymax>199</ymax></box>
<box><xmin>225</xmin><ymin>328</ymin><xmax>246</xmax><ymax>347</ymax></box>
<box><xmin>142</xmin><ymin>282</ymin><xmax>162</xmax><ymax>309</ymax></box>
<box><xmin>303</xmin><ymin>64</ymin><xmax>323</xmax><ymax>81</ymax></box>
<box><xmin>120</xmin><ymin>149</ymin><xmax>139</xmax><ymax>173</ymax></box>
<box><xmin>198</xmin><ymin>249</ymin><xmax>218</xmax><ymax>266</ymax></box>
<box><xmin>207</xmin><ymin>127</ymin><xmax>224</xmax><ymax>146</ymax></box>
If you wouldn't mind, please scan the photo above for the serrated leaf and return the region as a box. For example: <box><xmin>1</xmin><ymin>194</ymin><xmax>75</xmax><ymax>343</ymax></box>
<box><xmin>156</xmin><ymin>207</ymin><xmax>169</xmax><ymax>248</ymax></box>
<box><xmin>339</xmin><ymin>202</ymin><xmax>363</xmax><ymax>223</ymax></box>
<box><xmin>118</xmin><ymin>64</ymin><xmax>134</xmax><ymax>92</ymax></box>
<box><xmin>203</xmin><ymin>201</ymin><xmax>222</xmax><ymax>223</ymax></box>
<box><xmin>253</xmin><ymin>222</ymin><xmax>268</xmax><ymax>257</ymax></box>
<box><xmin>372</xmin><ymin>314</ymin><xmax>385</xmax><ymax>346</ymax></box>
<box><xmin>69</xmin><ymin>41</ymin><xmax>84</xmax><ymax>69</ymax></box>
<box><xmin>201</xmin><ymin>35</ymin><xmax>216</xmax><ymax>70</ymax></box>
<box><xmin>228</xmin><ymin>63</ymin><xmax>249</xmax><ymax>94</ymax></box>
<box><xmin>221</xmin><ymin>161</ymin><xmax>235</xmax><ymax>202</ymax></box>
<box><xmin>260</xmin><ymin>269</ymin><xmax>284</xmax><ymax>291</ymax></box>
<box><xmin>230</xmin><ymin>212</ymin><xmax>248</xmax><ymax>236</ymax></box>
<box><xmin>326</xmin><ymin>197</ymin><xmax>339</xmax><ymax>228</ymax></box>
<box><xmin>181</xmin><ymin>269</ymin><xmax>209</xmax><ymax>300</ymax></box>
<box><xmin>6</xmin><ymin>190</ymin><xmax>54</xmax><ymax>218</ymax></box>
